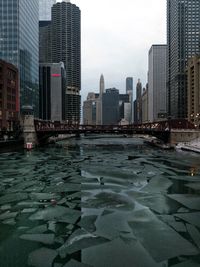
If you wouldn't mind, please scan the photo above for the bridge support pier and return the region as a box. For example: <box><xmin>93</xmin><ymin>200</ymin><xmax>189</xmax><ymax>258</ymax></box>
<box><xmin>22</xmin><ymin>115</ymin><xmax>38</xmax><ymax>148</ymax></box>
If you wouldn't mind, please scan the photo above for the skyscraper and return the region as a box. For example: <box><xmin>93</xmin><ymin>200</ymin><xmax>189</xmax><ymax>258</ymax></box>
<box><xmin>39</xmin><ymin>21</ymin><xmax>52</xmax><ymax>63</ymax></box>
<box><xmin>100</xmin><ymin>74</ymin><xmax>105</xmax><ymax>96</ymax></box>
<box><xmin>39</xmin><ymin>62</ymin><xmax>66</xmax><ymax>121</ymax></box>
<box><xmin>148</xmin><ymin>45</ymin><xmax>167</xmax><ymax>122</ymax></box>
<box><xmin>0</xmin><ymin>0</ymin><xmax>39</xmax><ymax>116</ymax></box>
<box><xmin>135</xmin><ymin>79</ymin><xmax>142</xmax><ymax>124</ymax></box>
<box><xmin>96</xmin><ymin>74</ymin><xmax>105</xmax><ymax>125</ymax></box>
<box><xmin>39</xmin><ymin>0</ymin><xmax>55</xmax><ymax>63</ymax></box>
<box><xmin>126</xmin><ymin>77</ymin><xmax>133</xmax><ymax>95</ymax></box>
<box><xmin>126</xmin><ymin>77</ymin><xmax>133</xmax><ymax>122</ymax></box>
<box><xmin>102</xmin><ymin>88</ymin><xmax>119</xmax><ymax>125</ymax></box>
<box><xmin>52</xmin><ymin>0</ymin><xmax>81</xmax><ymax>124</ymax></box>
<box><xmin>39</xmin><ymin>0</ymin><xmax>56</xmax><ymax>21</ymax></box>
<box><xmin>167</xmin><ymin>0</ymin><xmax>200</xmax><ymax>118</ymax></box>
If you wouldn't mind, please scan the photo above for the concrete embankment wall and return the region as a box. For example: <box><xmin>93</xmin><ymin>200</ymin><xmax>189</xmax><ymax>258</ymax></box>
<box><xmin>170</xmin><ymin>130</ymin><xmax>200</xmax><ymax>144</ymax></box>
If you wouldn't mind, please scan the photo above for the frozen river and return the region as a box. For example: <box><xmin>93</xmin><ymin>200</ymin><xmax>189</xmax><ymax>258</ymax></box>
<box><xmin>0</xmin><ymin>136</ymin><xmax>200</xmax><ymax>267</ymax></box>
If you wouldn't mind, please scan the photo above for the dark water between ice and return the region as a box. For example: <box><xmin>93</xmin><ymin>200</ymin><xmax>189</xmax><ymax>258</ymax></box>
<box><xmin>0</xmin><ymin>136</ymin><xmax>200</xmax><ymax>267</ymax></box>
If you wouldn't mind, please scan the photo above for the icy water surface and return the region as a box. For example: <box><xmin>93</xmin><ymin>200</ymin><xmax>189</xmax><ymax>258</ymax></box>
<box><xmin>0</xmin><ymin>136</ymin><xmax>200</xmax><ymax>267</ymax></box>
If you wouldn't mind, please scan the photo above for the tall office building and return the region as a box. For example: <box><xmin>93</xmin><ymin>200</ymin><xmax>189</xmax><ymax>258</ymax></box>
<box><xmin>126</xmin><ymin>77</ymin><xmax>133</xmax><ymax>123</ymax></box>
<box><xmin>148</xmin><ymin>45</ymin><xmax>167</xmax><ymax>122</ymax></box>
<box><xmin>0</xmin><ymin>0</ymin><xmax>39</xmax><ymax>116</ymax></box>
<box><xmin>39</xmin><ymin>21</ymin><xmax>52</xmax><ymax>63</ymax></box>
<box><xmin>52</xmin><ymin>0</ymin><xmax>81</xmax><ymax>124</ymax></box>
<box><xmin>102</xmin><ymin>88</ymin><xmax>119</xmax><ymax>125</ymax></box>
<box><xmin>187</xmin><ymin>56</ymin><xmax>200</xmax><ymax>126</ymax></box>
<box><xmin>83</xmin><ymin>93</ymin><xmax>99</xmax><ymax>125</ymax></box>
<box><xmin>135</xmin><ymin>79</ymin><xmax>142</xmax><ymax>124</ymax></box>
<box><xmin>39</xmin><ymin>62</ymin><xmax>66</xmax><ymax>121</ymax></box>
<box><xmin>142</xmin><ymin>87</ymin><xmax>148</xmax><ymax>123</ymax></box>
<box><xmin>167</xmin><ymin>0</ymin><xmax>200</xmax><ymax>118</ymax></box>
<box><xmin>96</xmin><ymin>74</ymin><xmax>105</xmax><ymax>125</ymax></box>
<box><xmin>39</xmin><ymin>0</ymin><xmax>55</xmax><ymax>63</ymax></box>
<box><xmin>39</xmin><ymin>0</ymin><xmax>56</xmax><ymax>21</ymax></box>
<box><xmin>126</xmin><ymin>77</ymin><xmax>133</xmax><ymax>95</ymax></box>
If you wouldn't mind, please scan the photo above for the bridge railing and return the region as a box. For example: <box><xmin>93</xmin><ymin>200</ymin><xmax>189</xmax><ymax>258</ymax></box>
<box><xmin>34</xmin><ymin>119</ymin><xmax>196</xmax><ymax>133</ymax></box>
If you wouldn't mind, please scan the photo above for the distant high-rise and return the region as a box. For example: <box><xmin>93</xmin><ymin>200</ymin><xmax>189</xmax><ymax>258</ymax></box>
<box><xmin>39</xmin><ymin>0</ymin><xmax>56</xmax><ymax>21</ymax></box>
<box><xmin>100</xmin><ymin>74</ymin><xmax>105</xmax><ymax>96</ymax></box>
<box><xmin>126</xmin><ymin>77</ymin><xmax>133</xmax><ymax>95</ymax></box>
<box><xmin>126</xmin><ymin>77</ymin><xmax>133</xmax><ymax>122</ymax></box>
<box><xmin>102</xmin><ymin>88</ymin><xmax>119</xmax><ymax>125</ymax></box>
<box><xmin>136</xmin><ymin>79</ymin><xmax>142</xmax><ymax>100</ymax></box>
<box><xmin>148</xmin><ymin>45</ymin><xmax>167</xmax><ymax>122</ymax></box>
<box><xmin>167</xmin><ymin>0</ymin><xmax>200</xmax><ymax>118</ymax></box>
<box><xmin>96</xmin><ymin>74</ymin><xmax>105</xmax><ymax>125</ymax></box>
<box><xmin>0</xmin><ymin>0</ymin><xmax>39</xmax><ymax>116</ymax></box>
<box><xmin>135</xmin><ymin>79</ymin><xmax>142</xmax><ymax>124</ymax></box>
<box><xmin>83</xmin><ymin>93</ymin><xmax>99</xmax><ymax>125</ymax></box>
<box><xmin>52</xmin><ymin>0</ymin><xmax>81</xmax><ymax>123</ymax></box>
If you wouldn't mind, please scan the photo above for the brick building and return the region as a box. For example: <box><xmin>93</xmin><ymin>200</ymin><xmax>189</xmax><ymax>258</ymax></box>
<box><xmin>0</xmin><ymin>60</ymin><xmax>19</xmax><ymax>131</ymax></box>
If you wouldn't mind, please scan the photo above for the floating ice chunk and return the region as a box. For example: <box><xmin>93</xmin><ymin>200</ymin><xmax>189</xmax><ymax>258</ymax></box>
<box><xmin>20</xmin><ymin>234</ymin><xmax>55</xmax><ymax>245</ymax></box>
<box><xmin>171</xmin><ymin>260</ymin><xmax>200</xmax><ymax>267</ymax></box>
<box><xmin>28</xmin><ymin>247</ymin><xmax>57</xmax><ymax>267</ymax></box>
<box><xmin>17</xmin><ymin>201</ymin><xmax>45</xmax><ymax>208</ymax></box>
<box><xmin>134</xmin><ymin>193</ymin><xmax>180</xmax><ymax>214</ymax></box>
<box><xmin>2</xmin><ymin>218</ymin><xmax>16</xmax><ymax>225</ymax></box>
<box><xmin>0</xmin><ymin>193</ymin><xmax>28</xmax><ymax>204</ymax></box>
<box><xmin>22</xmin><ymin>208</ymin><xmax>37</xmax><ymax>213</ymax></box>
<box><xmin>58</xmin><ymin>235</ymin><xmax>108</xmax><ymax>258</ymax></box>
<box><xmin>95</xmin><ymin>211</ymin><xmax>134</xmax><ymax>240</ymax></box>
<box><xmin>185</xmin><ymin>183</ymin><xmax>200</xmax><ymax>191</ymax></box>
<box><xmin>167</xmin><ymin>194</ymin><xmax>200</xmax><ymax>210</ymax></box>
<box><xmin>63</xmin><ymin>259</ymin><xmax>92</xmax><ymax>267</ymax></box>
<box><xmin>0</xmin><ymin>211</ymin><xmax>18</xmax><ymax>220</ymax></box>
<box><xmin>128</xmin><ymin>208</ymin><xmax>198</xmax><ymax>262</ymax></box>
<box><xmin>167</xmin><ymin>221</ymin><xmax>187</xmax><ymax>233</ymax></box>
<box><xmin>186</xmin><ymin>224</ymin><xmax>200</xmax><ymax>249</ymax></box>
<box><xmin>27</xmin><ymin>224</ymin><xmax>48</xmax><ymax>234</ymax></box>
<box><xmin>78</xmin><ymin>215</ymin><xmax>97</xmax><ymax>233</ymax></box>
<box><xmin>7</xmin><ymin>181</ymin><xmax>38</xmax><ymax>193</ymax></box>
<box><xmin>82</xmin><ymin>238</ymin><xmax>162</xmax><ymax>267</ymax></box>
<box><xmin>142</xmin><ymin>177</ymin><xmax>173</xmax><ymax>193</ymax></box>
<box><xmin>175</xmin><ymin>212</ymin><xmax>200</xmax><ymax>228</ymax></box>
<box><xmin>44</xmin><ymin>184</ymin><xmax>81</xmax><ymax>193</ymax></box>
<box><xmin>0</xmin><ymin>204</ymin><xmax>11</xmax><ymax>211</ymax></box>
<box><xmin>83</xmin><ymin>192</ymin><xmax>135</xmax><ymax>211</ymax></box>
<box><xmin>48</xmin><ymin>221</ymin><xmax>57</xmax><ymax>233</ymax></box>
<box><xmin>29</xmin><ymin>206</ymin><xmax>81</xmax><ymax>224</ymax></box>
<box><xmin>177</xmin><ymin>207</ymin><xmax>190</xmax><ymax>213</ymax></box>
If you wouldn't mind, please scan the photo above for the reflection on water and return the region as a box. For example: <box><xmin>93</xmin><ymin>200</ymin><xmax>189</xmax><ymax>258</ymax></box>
<box><xmin>0</xmin><ymin>136</ymin><xmax>200</xmax><ymax>267</ymax></box>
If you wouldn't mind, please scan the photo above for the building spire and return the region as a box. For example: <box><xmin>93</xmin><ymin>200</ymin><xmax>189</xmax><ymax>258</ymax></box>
<box><xmin>100</xmin><ymin>74</ymin><xmax>105</xmax><ymax>96</ymax></box>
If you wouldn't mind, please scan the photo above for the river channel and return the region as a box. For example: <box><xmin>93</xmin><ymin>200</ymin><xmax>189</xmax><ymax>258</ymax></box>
<box><xmin>0</xmin><ymin>136</ymin><xmax>200</xmax><ymax>267</ymax></box>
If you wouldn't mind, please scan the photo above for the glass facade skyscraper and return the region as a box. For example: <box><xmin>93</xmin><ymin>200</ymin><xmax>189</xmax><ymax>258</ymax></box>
<box><xmin>167</xmin><ymin>0</ymin><xmax>200</xmax><ymax>118</ymax></box>
<box><xmin>0</xmin><ymin>0</ymin><xmax>39</xmax><ymax>116</ymax></box>
<box><xmin>148</xmin><ymin>45</ymin><xmax>167</xmax><ymax>122</ymax></box>
<box><xmin>126</xmin><ymin>77</ymin><xmax>133</xmax><ymax>95</ymax></box>
<box><xmin>39</xmin><ymin>0</ymin><xmax>56</xmax><ymax>21</ymax></box>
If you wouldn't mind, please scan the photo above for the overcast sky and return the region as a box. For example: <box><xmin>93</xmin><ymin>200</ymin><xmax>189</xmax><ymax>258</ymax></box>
<box><xmin>58</xmin><ymin>0</ymin><xmax>166</xmax><ymax>100</ymax></box>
